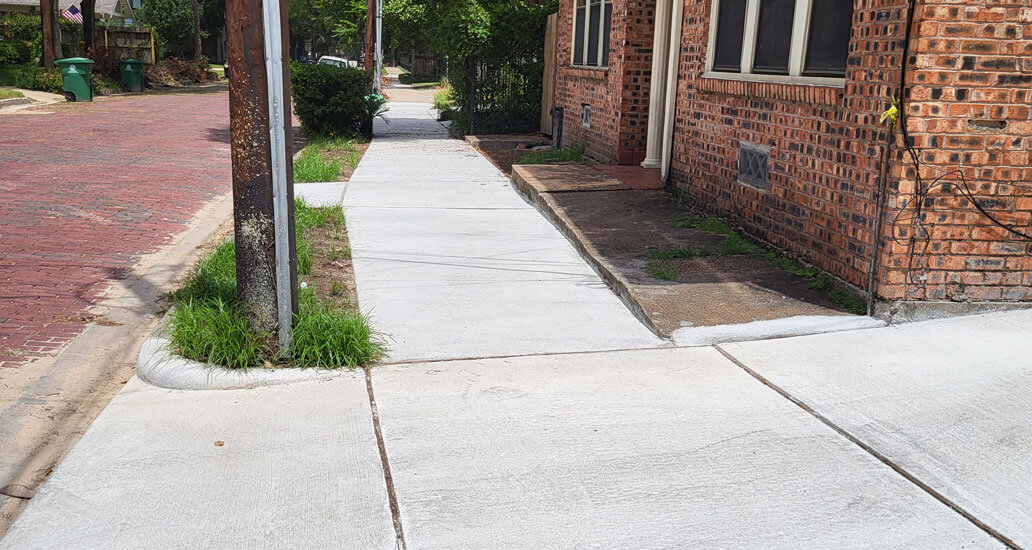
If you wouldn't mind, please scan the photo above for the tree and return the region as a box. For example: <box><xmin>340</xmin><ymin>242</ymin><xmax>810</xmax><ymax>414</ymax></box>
<box><xmin>137</xmin><ymin>0</ymin><xmax>194</xmax><ymax>56</ymax></box>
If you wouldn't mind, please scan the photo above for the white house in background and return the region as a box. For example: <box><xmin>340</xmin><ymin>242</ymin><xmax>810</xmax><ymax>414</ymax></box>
<box><xmin>0</xmin><ymin>0</ymin><xmax>134</xmax><ymax>23</ymax></box>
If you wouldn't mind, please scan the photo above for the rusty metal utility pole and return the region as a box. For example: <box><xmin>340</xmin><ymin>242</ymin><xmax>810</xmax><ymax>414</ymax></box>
<box><xmin>226</xmin><ymin>0</ymin><xmax>298</xmax><ymax>350</ymax></box>
<box><xmin>39</xmin><ymin>0</ymin><xmax>55</xmax><ymax>67</ymax></box>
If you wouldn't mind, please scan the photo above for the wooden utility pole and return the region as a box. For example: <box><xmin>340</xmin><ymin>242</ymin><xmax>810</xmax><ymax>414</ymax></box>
<box><xmin>192</xmin><ymin>0</ymin><xmax>203</xmax><ymax>59</ymax></box>
<box><xmin>226</xmin><ymin>0</ymin><xmax>298</xmax><ymax>345</ymax></box>
<box><xmin>39</xmin><ymin>0</ymin><xmax>55</xmax><ymax>67</ymax></box>
<box><xmin>364</xmin><ymin>0</ymin><xmax>375</xmax><ymax>70</ymax></box>
<box><xmin>81</xmin><ymin>0</ymin><xmax>95</xmax><ymax>51</ymax></box>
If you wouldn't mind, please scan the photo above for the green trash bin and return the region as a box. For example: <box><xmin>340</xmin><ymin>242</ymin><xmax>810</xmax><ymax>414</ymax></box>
<box><xmin>55</xmin><ymin>57</ymin><xmax>93</xmax><ymax>102</ymax></box>
<box><xmin>118</xmin><ymin>59</ymin><xmax>144</xmax><ymax>92</ymax></box>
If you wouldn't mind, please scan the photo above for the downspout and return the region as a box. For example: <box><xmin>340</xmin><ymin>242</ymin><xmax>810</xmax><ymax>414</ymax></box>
<box><xmin>660</xmin><ymin>0</ymin><xmax>685</xmax><ymax>181</ymax></box>
<box><xmin>866</xmin><ymin>0</ymin><xmax>918</xmax><ymax>316</ymax></box>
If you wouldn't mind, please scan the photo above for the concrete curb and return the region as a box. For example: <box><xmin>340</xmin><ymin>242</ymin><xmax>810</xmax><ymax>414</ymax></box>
<box><xmin>511</xmin><ymin>165</ymin><xmax>667</xmax><ymax>338</ymax></box>
<box><xmin>0</xmin><ymin>97</ymin><xmax>33</xmax><ymax>109</ymax></box>
<box><xmin>137</xmin><ymin>334</ymin><xmax>351</xmax><ymax>391</ymax></box>
<box><xmin>671</xmin><ymin>315</ymin><xmax>886</xmax><ymax>346</ymax></box>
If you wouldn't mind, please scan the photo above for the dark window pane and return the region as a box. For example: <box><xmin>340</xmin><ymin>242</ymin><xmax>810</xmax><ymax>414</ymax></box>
<box><xmin>713</xmin><ymin>0</ymin><xmax>747</xmax><ymax>72</ymax></box>
<box><xmin>587</xmin><ymin>0</ymin><xmax>601</xmax><ymax>66</ymax></box>
<box><xmin>574</xmin><ymin>0</ymin><xmax>586</xmax><ymax>65</ymax></box>
<box><xmin>804</xmin><ymin>0</ymin><xmax>852</xmax><ymax>76</ymax></box>
<box><xmin>753</xmin><ymin>0</ymin><xmax>794</xmax><ymax>74</ymax></box>
<box><xmin>601</xmin><ymin>2</ymin><xmax>612</xmax><ymax>66</ymax></box>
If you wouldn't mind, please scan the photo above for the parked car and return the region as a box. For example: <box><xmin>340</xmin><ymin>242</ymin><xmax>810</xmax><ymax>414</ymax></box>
<box><xmin>317</xmin><ymin>55</ymin><xmax>357</xmax><ymax>69</ymax></box>
<box><xmin>297</xmin><ymin>54</ymin><xmax>316</xmax><ymax>64</ymax></box>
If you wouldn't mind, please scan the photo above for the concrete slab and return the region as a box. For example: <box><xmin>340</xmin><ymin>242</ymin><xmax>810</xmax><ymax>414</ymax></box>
<box><xmin>671</xmin><ymin>314</ymin><xmax>886</xmax><ymax>346</ymax></box>
<box><xmin>720</xmin><ymin>309</ymin><xmax>1032</xmax><ymax>547</ymax></box>
<box><xmin>371</xmin><ymin>347</ymin><xmax>997</xmax><ymax>549</ymax></box>
<box><xmin>512</xmin><ymin>164</ymin><xmax>629</xmax><ymax>193</ymax></box>
<box><xmin>344</xmin><ymin>102</ymin><xmax>663</xmax><ymax>361</ymax></box>
<box><xmin>1</xmin><ymin>376</ymin><xmax>396</xmax><ymax>549</ymax></box>
<box><xmin>294</xmin><ymin>181</ymin><xmax>347</xmax><ymax>207</ymax></box>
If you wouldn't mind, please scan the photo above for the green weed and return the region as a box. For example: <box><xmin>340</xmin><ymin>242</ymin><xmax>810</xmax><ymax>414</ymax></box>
<box><xmin>168</xmin><ymin>298</ymin><xmax>265</xmax><ymax>370</ymax></box>
<box><xmin>330</xmin><ymin>280</ymin><xmax>342</xmax><ymax>296</ymax></box>
<box><xmin>646</xmin><ymin>246</ymin><xmax>703</xmax><ymax>260</ymax></box>
<box><xmin>294</xmin><ymin>148</ymin><xmax>340</xmax><ymax>182</ymax></box>
<box><xmin>519</xmin><ymin>145</ymin><xmax>585</xmax><ymax>165</ymax></box>
<box><xmin>808</xmin><ymin>274</ymin><xmax>833</xmax><ymax>291</ymax></box>
<box><xmin>168</xmin><ymin>199</ymin><xmax>382</xmax><ymax>370</ymax></box>
<box><xmin>720</xmin><ymin>234</ymin><xmax>762</xmax><ymax>256</ymax></box>
<box><xmin>829</xmin><ymin>289</ymin><xmax>868</xmax><ymax>315</ymax></box>
<box><xmin>647</xmin><ymin>261</ymin><xmax>678</xmax><ymax>281</ymax></box>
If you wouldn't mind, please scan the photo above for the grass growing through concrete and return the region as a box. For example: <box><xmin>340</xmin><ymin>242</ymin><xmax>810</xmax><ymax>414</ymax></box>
<box><xmin>667</xmin><ymin>212</ymin><xmax>868</xmax><ymax>313</ymax></box>
<box><xmin>519</xmin><ymin>145</ymin><xmax>585</xmax><ymax>165</ymax></box>
<box><xmin>647</xmin><ymin>260</ymin><xmax>678</xmax><ymax>281</ymax></box>
<box><xmin>646</xmin><ymin>246</ymin><xmax>707</xmax><ymax>260</ymax></box>
<box><xmin>293</xmin><ymin>137</ymin><xmax>364</xmax><ymax>183</ymax></box>
<box><xmin>0</xmin><ymin>88</ymin><xmax>24</xmax><ymax>99</ymax></box>
<box><xmin>168</xmin><ymin>199</ymin><xmax>384</xmax><ymax>369</ymax></box>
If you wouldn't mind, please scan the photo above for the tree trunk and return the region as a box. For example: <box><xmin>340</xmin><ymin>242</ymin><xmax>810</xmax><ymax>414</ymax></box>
<box><xmin>225</xmin><ymin>0</ymin><xmax>298</xmax><ymax>336</ymax></box>
<box><xmin>192</xmin><ymin>0</ymin><xmax>203</xmax><ymax>59</ymax></box>
<box><xmin>40</xmin><ymin>0</ymin><xmax>55</xmax><ymax>67</ymax></box>
<box><xmin>81</xmin><ymin>0</ymin><xmax>95</xmax><ymax>51</ymax></box>
<box><xmin>364</xmin><ymin>0</ymin><xmax>375</xmax><ymax>71</ymax></box>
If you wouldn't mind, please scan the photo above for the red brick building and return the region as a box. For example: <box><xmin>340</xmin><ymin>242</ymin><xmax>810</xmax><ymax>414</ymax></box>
<box><xmin>552</xmin><ymin>0</ymin><xmax>1032</xmax><ymax>312</ymax></box>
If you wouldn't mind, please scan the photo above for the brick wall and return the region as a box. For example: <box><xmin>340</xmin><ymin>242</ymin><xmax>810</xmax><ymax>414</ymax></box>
<box><xmin>668</xmin><ymin>0</ymin><xmax>908</xmax><ymax>290</ymax></box>
<box><xmin>554</xmin><ymin>0</ymin><xmax>654</xmax><ymax>164</ymax></box>
<box><xmin>876</xmin><ymin>0</ymin><xmax>1032</xmax><ymax>302</ymax></box>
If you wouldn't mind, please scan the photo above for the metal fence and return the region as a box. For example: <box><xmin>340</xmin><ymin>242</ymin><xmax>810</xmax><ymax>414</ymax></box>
<box><xmin>465</xmin><ymin>53</ymin><xmax>544</xmax><ymax>134</ymax></box>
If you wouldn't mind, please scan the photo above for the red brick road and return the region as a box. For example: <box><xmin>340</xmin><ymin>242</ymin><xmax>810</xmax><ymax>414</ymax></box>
<box><xmin>0</xmin><ymin>90</ymin><xmax>232</xmax><ymax>369</ymax></box>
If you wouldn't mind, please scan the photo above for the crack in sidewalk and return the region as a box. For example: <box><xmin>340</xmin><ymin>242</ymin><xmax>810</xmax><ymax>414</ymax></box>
<box><xmin>713</xmin><ymin>344</ymin><xmax>1019</xmax><ymax>549</ymax></box>
<box><xmin>365</xmin><ymin>366</ymin><xmax>407</xmax><ymax>550</ymax></box>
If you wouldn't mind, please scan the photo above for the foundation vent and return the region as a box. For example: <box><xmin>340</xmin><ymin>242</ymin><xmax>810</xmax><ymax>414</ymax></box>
<box><xmin>738</xmin><ymin>142</ymin><xmax>769</xmax><ymax>190</ymax></box>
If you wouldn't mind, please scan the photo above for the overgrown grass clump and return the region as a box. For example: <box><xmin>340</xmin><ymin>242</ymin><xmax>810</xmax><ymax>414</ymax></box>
<box><xmin>0</xmin><ymin>88</ymin><xmax>24</xmax><ymax>99</ymax></box>
<box><xmin>167</xmin><ymin>198</ymin><xmax>384</xmax><ymax>370</ymax></box>
<box><xmin>519</xmin><ymin>145</ymin><xmax>584</xmax><ymax>165</ymax></box>
<box><xmin>647</xmin><ymin>260</ymin><xmax>678</xmax><ymax>281</ymax></box>
<box><xmin>294</xmin><ymin>136</ymin><xmax>363</xmax><ymax>183</ymax></box>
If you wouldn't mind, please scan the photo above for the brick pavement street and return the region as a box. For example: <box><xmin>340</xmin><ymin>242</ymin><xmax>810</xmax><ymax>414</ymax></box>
<box><xmin>0</xmin><ymin>89</ymin><xmax>232</xmax><ymax>370</ymax></box>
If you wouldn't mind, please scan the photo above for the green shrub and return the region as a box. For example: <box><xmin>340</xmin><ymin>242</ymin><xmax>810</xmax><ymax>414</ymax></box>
<box><xmin>0</xmin><ymin>42</ymin><xmax>19</xmax><ymax>64</ymax></box>
<box><xmin>290</xmin><ymin>63</ymin><xmax>371</xmax><ymax>137</ymax></box>
<box><xmin>1</xmin><ymin>14</ymin><xmax>42</xmax><ymax>63</ymax></box>
<box><xmin>32</xmin><ymin>68</ymin><xmax>63</xmax><ymax>94</ymax></box>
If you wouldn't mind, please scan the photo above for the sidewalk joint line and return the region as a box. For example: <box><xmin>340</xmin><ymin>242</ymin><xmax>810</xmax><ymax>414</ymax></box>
<box><xmin>364</xmin><ymin>366</ymin><xmax>407</xmax><ymax>550</ymax></box>
<box><xmin>713</xmin><ymin>344</ymin><xmax>1019</xmax><ymax>549</ymax></box>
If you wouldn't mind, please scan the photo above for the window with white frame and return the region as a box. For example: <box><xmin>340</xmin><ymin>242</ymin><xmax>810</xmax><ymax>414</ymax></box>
<box><xmin>572</xmin><ymin>0</ymin><xmax>612</xmax><ymax>67</ymax></box>
<box><xmin>707</xmin><ymin>0</ymin><xmax>853</xmax><ymax>81</ymax></box>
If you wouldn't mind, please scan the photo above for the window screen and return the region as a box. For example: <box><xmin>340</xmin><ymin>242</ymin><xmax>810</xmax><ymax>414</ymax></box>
<box><xmin>803</xmin><ymin>0</ymin><xmax>852</xmax><ymax>76</ymax></box>
<box><xmin>752</xmin><ymin>0</ymin><xmax>795</xmax><ymax>74</ymax></box>
<box><xmin>574</xmin><ymin>0</ymin><xmax>586</xmax><ymax>65</ymax></box>
<box><xmin>712</xmin><ymin>0</ymin><xmax>747</xmax><ymax>72</ymax></box>
<box><xmin>587</xmin><ymin>0</ymin><xmax>601</xmax><ymax>67</ymax></box>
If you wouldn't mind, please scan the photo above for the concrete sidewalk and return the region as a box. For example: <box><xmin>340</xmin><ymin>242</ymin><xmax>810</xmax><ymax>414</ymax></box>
<box><xmin>6</xmin><ymin>311</ymin><xmax>1030</xmax><ymax>548</ymax></box>
<box><xmin>343</xmin><ymin>102</ymin><xmax>663</xmax><ymax>361</ymax></box>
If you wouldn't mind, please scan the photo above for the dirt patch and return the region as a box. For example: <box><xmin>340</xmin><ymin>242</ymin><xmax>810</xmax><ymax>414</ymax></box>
<box><xmin>305</xmin><ymin>220</ymin><xmax>359</xmax><ymax>312</ymax></box>
<box><xmin>511</xmin><ymin>164</ymin><xmax>865</xmax><ymax>333</ymax></box>
<box><xmin>470</xmin><ymin>134</ymin><xmax>552</xmax><ymax>175</ymax></box>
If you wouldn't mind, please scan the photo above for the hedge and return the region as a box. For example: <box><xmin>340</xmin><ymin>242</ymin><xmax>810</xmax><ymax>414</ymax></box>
<box><xmin>290</xmin><ymin>63</ymin><xmax>371</xmax><ymax>137</ymax></box>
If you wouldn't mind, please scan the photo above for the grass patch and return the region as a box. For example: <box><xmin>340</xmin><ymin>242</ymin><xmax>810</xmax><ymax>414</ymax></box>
<box><xmin>433</xmin><ymin>86</ymin><xmax>453</xmax><ymax>111</ymax></box>
<box><xmin>720</xmin><ymin>234</ymin><xmax>762</xmax><ymax>256</ymax></box>
<box><xmin>0</xmin><ymin>88</ymin><xmax>24</xmax><ymax>99</ymax></box>
<box><xmin>646</xmin><ymin>246</ymin><xmax>706</xmax><ymax>260</ymax></box>
<box><xmin>829</xmin><ymin>289</ymin><xmax>867</xmax><ymax>315</ymax></box>
<box><xmin>167</xmin><ymin>198</ymin><xmax>383</xmax><ymax>369</ymax></box>
<box><xmin>294</xmin><ymin>136</ymin><xmax>364</xmax><ymax>183</ymax></box>
<box><xmin>519</xmin><ymin>145</ymin><xmax>584</xmax><ymax>165</ymax></box>
<box><xmin>647</xmin><ymin>260</ymin><xmax>678</xmax><ymax>281</ymax></box>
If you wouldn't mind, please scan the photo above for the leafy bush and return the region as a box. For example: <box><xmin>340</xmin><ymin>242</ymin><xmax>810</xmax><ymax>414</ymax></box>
<box><xmin>1</xmin><ymin>14</ymin><xmax>42</xmax><ymax>64</ymax></box>
<box><xmin>32</xmin><ymin>68</ymin><xmax>62</xmax><ymax>94</ymax></box>
<box><xmin>0</xmin><ymin>41</ymin><xmax>19</xmax><ymax>64</ymax></box>
<box><xmin>290</xmin><ymin>62</ymin><xmax>371</xmax><ymax>137</ymax></box>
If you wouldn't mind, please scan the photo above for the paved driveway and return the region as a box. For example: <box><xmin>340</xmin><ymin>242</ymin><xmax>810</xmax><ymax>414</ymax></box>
<box><xmin>0</xmin><ymin>89</ymin><xmax>231</xmax><ymax>370</ymax></box>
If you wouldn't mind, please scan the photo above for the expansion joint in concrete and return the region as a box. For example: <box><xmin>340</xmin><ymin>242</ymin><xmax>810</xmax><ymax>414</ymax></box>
<box><xmin>365</xmin><ymin>367</ymin><xmax>407</xmax><ymax>550</ymax></box>
<box><xmin>712</xmin><ymin>344</ymin><xmax>1019</xmax><ymax>549</ymax></box>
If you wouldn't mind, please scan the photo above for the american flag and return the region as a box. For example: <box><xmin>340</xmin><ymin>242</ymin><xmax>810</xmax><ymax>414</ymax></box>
<box><xmin>62</xmin><ymin>5</ymin><xmax>83</xmax><ymax>23</ymax></box>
